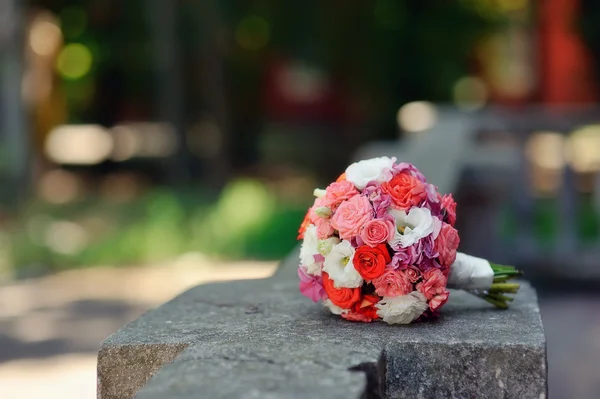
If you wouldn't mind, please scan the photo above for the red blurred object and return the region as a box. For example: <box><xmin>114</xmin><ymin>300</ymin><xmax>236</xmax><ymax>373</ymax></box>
<box><xmin>539</xmin><ymin>0</ymin><xmax>598</xmax><ymax>103</ymax></box>
<box><xmin>263</xmin><ymin>56</ymin><xmax>351</xmax><ymax>124</ymax></box>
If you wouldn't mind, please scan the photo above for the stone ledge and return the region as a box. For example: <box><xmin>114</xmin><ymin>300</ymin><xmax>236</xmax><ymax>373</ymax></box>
<box><xmin>97</xmin><ymin>251</ymin><xmax>547</xmax><ymax>398</ymax></box>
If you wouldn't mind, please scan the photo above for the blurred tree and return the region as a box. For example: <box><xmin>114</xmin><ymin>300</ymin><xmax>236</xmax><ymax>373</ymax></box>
<box><xmin>0</xmin><ymin>0</ymin><xmax>30</xmax><ymax>206</ymax></box>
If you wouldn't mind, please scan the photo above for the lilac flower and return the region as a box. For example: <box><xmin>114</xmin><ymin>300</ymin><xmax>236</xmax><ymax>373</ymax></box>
<box><xmin>362</xmin><ymin>182</ymin><xmax>392</xmax><ymax>218</ymax></box>
<box><xmin>390</xmin><ymin>243</ymin><xmax>419</xmax><ymax>269</ymax></box>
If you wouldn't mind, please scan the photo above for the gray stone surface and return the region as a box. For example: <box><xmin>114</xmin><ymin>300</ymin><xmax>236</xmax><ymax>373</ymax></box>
<box><xmin>98</xmin><ymin>251</ymin><xmax>547</xmax><ymax>399</ymax></box>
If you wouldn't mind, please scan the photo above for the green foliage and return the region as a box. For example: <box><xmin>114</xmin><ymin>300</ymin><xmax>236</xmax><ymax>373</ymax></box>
<box><xmin>5</xmin><ymin>180</ymin><xmax>307</xmax><ymax>275</ymax></box>
<box><xmin>499</xmin><ymin>196</ymin><xmax>600</xmax><ymax>247</ymax></box>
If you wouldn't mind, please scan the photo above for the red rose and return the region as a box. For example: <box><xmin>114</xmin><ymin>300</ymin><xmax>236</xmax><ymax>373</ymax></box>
<box><xmin>441</xmin><ymin>194</ymin><xmax>457</xmax><ymax>226</ymax></box>
<box><xmin>435</xmin><ymin>223</ymin><xmax>460</xmax><ymax>267</ymax></box>
<box><xmin>342</xmin><ymin>294</ymin><xmax>380</xmax><ymax>322</ymax></box>
<box><xmin>353</xmin><ymin>244</ymin><xmax>391</xmax><ymax>280</ymax></box>
<box><xmin>381</xmin><ymin>173</ymin><xmax>427</xmax><ymax>210</ymax></box>
<box><xmin>322</xmin><ymin>272</ymin><xmax>361</xmax><ymax>309</ymax></box>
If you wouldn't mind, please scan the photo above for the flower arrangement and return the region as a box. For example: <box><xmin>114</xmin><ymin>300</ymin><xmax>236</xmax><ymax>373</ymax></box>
<box><xmin>297</xmin><ymin>157</ymin><xmax>522</xmax><ymax>324</ymax></box>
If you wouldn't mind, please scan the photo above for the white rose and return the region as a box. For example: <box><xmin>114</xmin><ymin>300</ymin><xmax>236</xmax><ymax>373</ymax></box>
<box><xmin>345</xmin><ymin>156</ymin><xmax>395</xmax><ymax>190</ymax></box>
<box><xmin>389</xmin><ymin>207</ymin><xmax>435</xmax><ymax>248</ymax></box>
<box><xmin>322</xmin><ymin>240</ymin><xmax>363</xmax><ymax>288</ymax></box>
<box><xmin>375</xmin><ymin>291</ymin><xmax>428</xmax><ymax>324</ymax></box>
<box><xmin>323</xmin><ymin>299</ymin><xmax>348</xmax><ymax>315</ymax></box>
<box><xmin>299</xmin><ymin>225</ymin><xmax>321</xmax><ymax>275</ymax></box>
<box><xmin>318</xmin><ymin>236</ymin><xmax>340</xmax><ymax>256</ymax></box>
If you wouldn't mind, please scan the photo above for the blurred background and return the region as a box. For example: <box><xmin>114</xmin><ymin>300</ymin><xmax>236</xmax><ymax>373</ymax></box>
<box><xmin>0</xmin><ymin>0</ymin><xmax>599</xmax><ymax>398</ymax></box>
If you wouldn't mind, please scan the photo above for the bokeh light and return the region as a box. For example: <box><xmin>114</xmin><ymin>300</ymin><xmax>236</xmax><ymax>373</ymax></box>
<box><xmin>29</xmin><ymin>19</ymin><xmax>62</xmax><ymax>56</ymax></box>
<box><xmin>453</xmin><ymin>76</ymin><xmax>488</xmax><ymax>110</ymax></box>
<box><xmin>235</xmin><ymin>15</ymin><xmax>270</xmax><ymax>51</ymax></box>
<box><xmin>525</xmin><ymin>131</ymin><xmax>566</xmax><ymax>170</ymax></box>
<box><xmin>397</xmin><ymin>101</ymin><xmax>437</xmax><ymax>133</ymax></box>
<box><xmin>567</xmin><ymin>125</ymin><xmax>600</xmax><ymax>173</ymax></box>
<box><xmin>56</xmin><ymin>43</ymin><xmax>93</xmax><ymax>80</ymax></box>
<box><xmin>45</xmin><ymin>125</ymin><xmax>113</xmax><ymax>165</ymax></box>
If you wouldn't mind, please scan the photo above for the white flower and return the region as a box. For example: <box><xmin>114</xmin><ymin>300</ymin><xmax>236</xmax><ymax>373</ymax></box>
<box><xmin>375</xmin><ymin>292</ymin><xmax>428</xmax><ymax>324</ymax></box>
<box><xmin>345</xmin><ymin>156</ymin><xmax>395</xmax><ymax>190</ymax></box>
<box><xmin>322</xmin><ymin>240</ymin><xmax>363</xmax><ymax>288</ymax></box>
<box><xmin>300</xmin><ymin>225</ymin><xmax>321</xmax><ymax>275</ymax></box>
<box><xmin>389</xmin><ymin>207</ymin><xmax>435</xmax><ymax>248</ymax></box>
<box><xmin>318</xmin><ymin>236</ymin><xmax>340</xmax><ymax>256</ymax></box>
<box><xmin>323</xmin><ymin>299</ymin><xmax>348</xmax><ymax>315</ymax></box>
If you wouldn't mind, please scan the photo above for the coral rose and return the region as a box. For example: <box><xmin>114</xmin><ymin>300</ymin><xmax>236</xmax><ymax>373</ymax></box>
<box><xmin>323</xmin><ymin>180</ymin><xmax>359</xmax><ymax>211</ymax></box>
<box><xmin>405</xmin><ymin>266</ymin><xmax>422</xmax><ymax>283</ymax></box>
<box><xmin>297</xmin><ymin>209</ymin><xmax>311</xmax><ymax>240</ymax></box>
<box><xmin>372</xmin><ymin>269</ymin><xmax>413</xmax><ymax>297</ymax></box>
<box><xmin>330</xmin><ymin>195</ymin><xmax>373</xmax><ymax>240</ymax></box>
<box><xmin>322</xmin><ymin>272</ymin><xmax>361</xmax><ymax>309</ymax></box>
<box><xmin>435</xmin><ymin>223</ymin><xmax>460</xmax><ymax>267</ymax></box>
<box><xmin>441</xmin><ymin>194</ymin><xmax>457</xmax><ymax>226</ymax></box>
<box><xmin>429</xmin><ymin>290</ymin><xmax>449</xmax><ymax>311</ymax></box>
<box><xmin>360</xmin><ymin>218</ymin><xmax>395</xmax><ymax>247</ymax></box>
<box><xmin>353</xmin><ymin>243</ymin><xmax>391</xmax><ymax>280</ymax></box>
<box><xmin>342</xmin><ymin>294</ymin><xmax>380</xmax><ymax>322</ymax></box>
<box><xmin>416</xmin><ymin>269</ymin><xmax>447</xmax><ymax>300</ymax></box>
<box><xmin>381</xmin><ymin>172</ymin><xmax>427</xmax><ymax>210</ymax></box>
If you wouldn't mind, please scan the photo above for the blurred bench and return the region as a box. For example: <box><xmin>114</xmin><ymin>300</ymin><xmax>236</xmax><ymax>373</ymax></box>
<box><xmin>97</xmin><ymin>250</ymin><xmax>547</xmax><ymax>398</ymax></box>
<box><xmin>356</xmin><ymin>105</ymin><xmax>600</xmax><ymax>280</ymax></box>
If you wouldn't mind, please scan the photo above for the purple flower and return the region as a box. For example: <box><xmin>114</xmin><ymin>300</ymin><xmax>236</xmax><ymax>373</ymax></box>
<box><xmin>417</xmin><ymin>257</ymin><xmax>442</xmax><ymax>272</ymax></box>
<box><xmin>390</xmin><ymin>243</ymin><xmax>419</xmax><ymax>269</ymax></box>
<box><xmin>419</xmin><ymin>234</ymin><xmax>439</xmax><ymax>260</ymax></box>
<box><xmin>418</xmin><ymin>183</ymin><xmax>443</xmax><ymax>219</ymax></box>
<box><xmin>298</xmin><ymin>266</ymin><xmax>326</xmax><ymax>303</ymax></box>
<box><xmin>363</xmin><ymin>182</ymin><xmax>393</xmax><ymax>218</ymax></box>
<box><xmin>390</xmin><ymin>231</ymin><xmax>440</xmax><ymax>270</ymax></box>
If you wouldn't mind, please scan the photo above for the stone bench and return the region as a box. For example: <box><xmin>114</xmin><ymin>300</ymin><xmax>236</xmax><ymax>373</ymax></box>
<box><xmin>97</xmin><ymin>251</ymin><xmax>547</xmax><ymax>398</ymax></box>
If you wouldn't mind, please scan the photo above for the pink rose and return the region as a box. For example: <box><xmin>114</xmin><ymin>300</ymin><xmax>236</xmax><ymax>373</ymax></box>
<box><xmin>435</xmin><ymin>223</ymin><xmax>460</xmax><ymax>267</ymax></box>
<box><xmin>323</xmin><ymin>180</ymin><xmax>359</xmax><ymax>211</ymax></box>
<box><xmin>429</xmin><ymin>290</ymin><xmax>449</xmax><ymax>311</ymax></box>
<box><xmin>416</xmin><ymin>268</ymin><xmax>447</xmax><ymax>300</ymax></box>
<box><xmin>372</xmin><ymin>270</ymin><xmax>413</xmax><ymax>297</ymax></box>
<box><xmin>405</xmin><ymin>266</ymin><xmax>422</xmax><ymax>283</ymax></box>
<box><xmin>314</xmin><ymin>218</ymin><xmax>334</xmax><ymax>239</ymax></box>
<box><xmin>360</xmin><ymin>218</ymin><xmax>395</xmax><ymax>247</ymax></box>
<box><xmin>331</xmin><ymin>195</ymin><xmax>373</xmax><ymax>240</ymax></box>
<box><xmin>441</xmin><ymin>194</ymin><xmax>457</xmax><ymax>226</ymax></box>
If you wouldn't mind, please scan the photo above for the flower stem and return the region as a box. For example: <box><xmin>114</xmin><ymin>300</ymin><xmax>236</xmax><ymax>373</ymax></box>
<box><xmin>474</xmin><ymin>263</ymin><xmax>523</xmax><ymax>308</ymax></box>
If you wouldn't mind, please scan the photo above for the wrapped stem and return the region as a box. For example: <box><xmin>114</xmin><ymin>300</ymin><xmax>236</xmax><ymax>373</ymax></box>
<box><xmin>449</xmin><ymin>253</ymin><xmax>522</xmax><ymax>309</ymax></box>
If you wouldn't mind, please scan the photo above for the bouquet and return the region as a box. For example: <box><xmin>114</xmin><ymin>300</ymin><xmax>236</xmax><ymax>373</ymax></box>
<box><xmin>297</xmin><ymin>157</ymin><xmax>522</xmax><ymax>324</ymax></box>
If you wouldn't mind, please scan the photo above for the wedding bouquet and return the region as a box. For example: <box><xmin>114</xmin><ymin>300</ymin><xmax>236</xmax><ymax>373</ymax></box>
<box><xmin>297</xmin><ymin>157</ymin><xmax>522</xmax><ymax>324</ymax></box>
